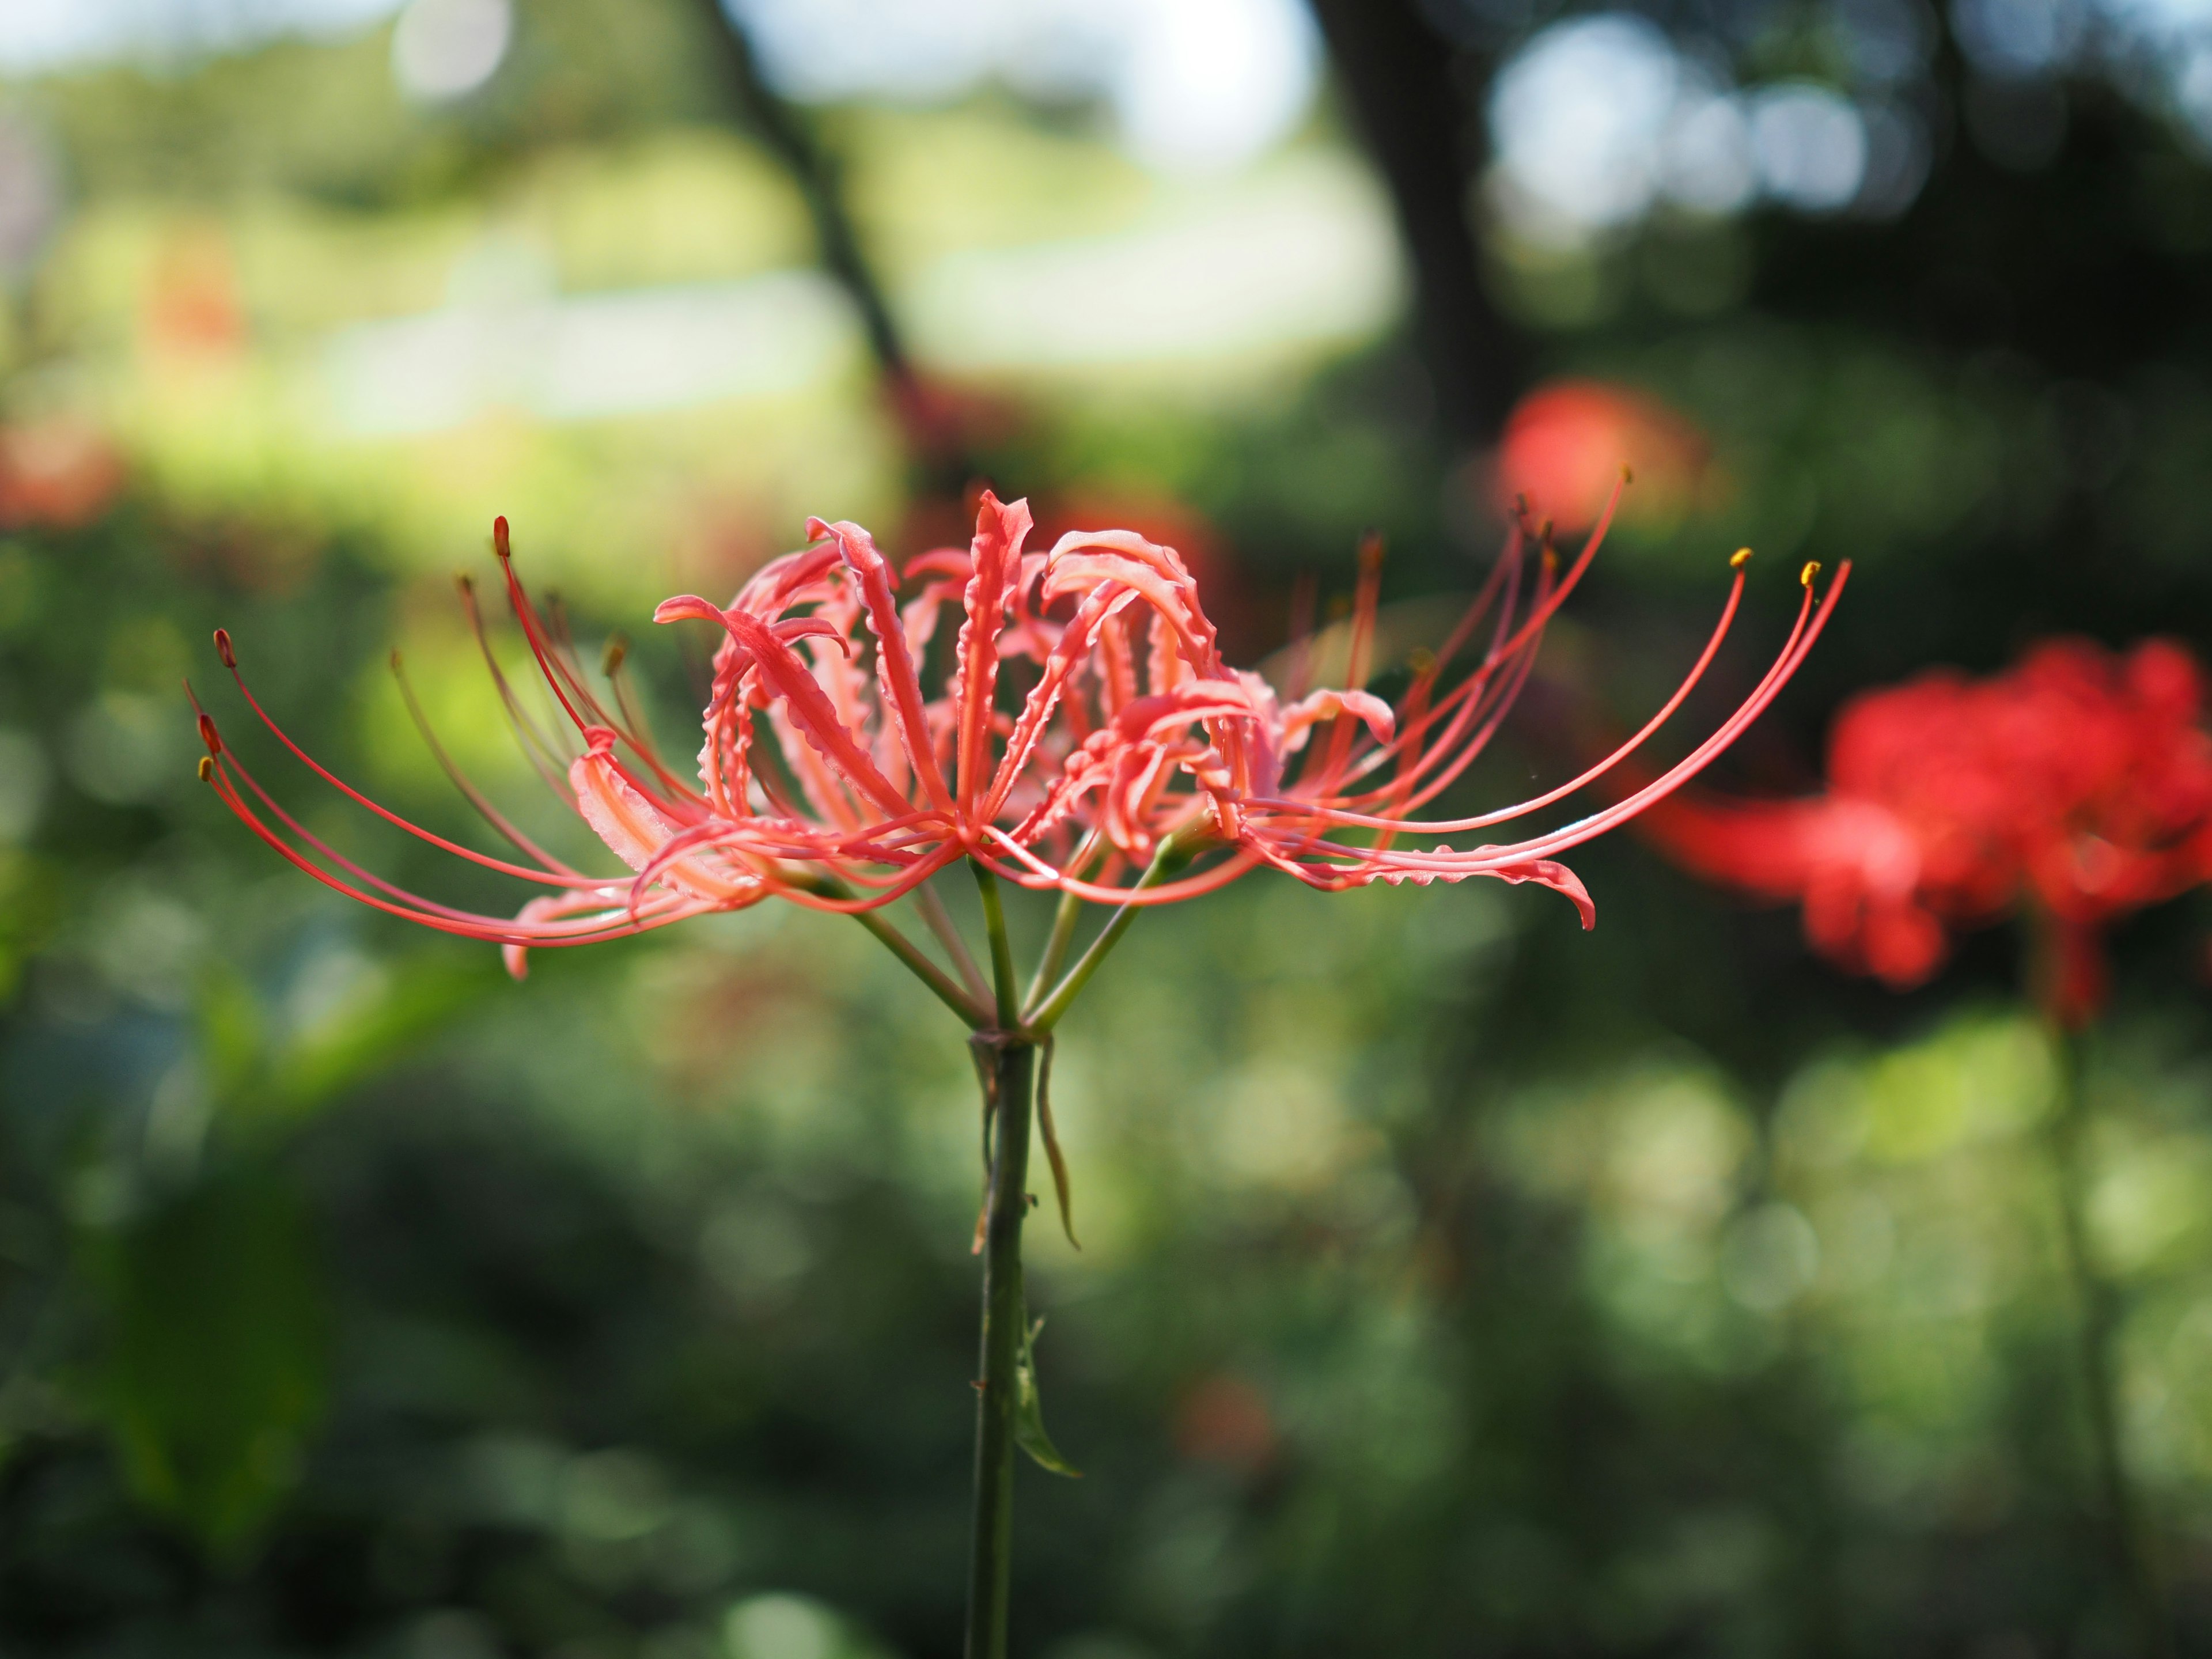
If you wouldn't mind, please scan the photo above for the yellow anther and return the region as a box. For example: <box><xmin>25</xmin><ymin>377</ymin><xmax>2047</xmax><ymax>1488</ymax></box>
<box><xmin>1621</xmin><ymin>463</ymin><xmax>1635</xmax><ymax>483</ymax></box>
<box><xmin>1800</xmin><ymin>560</ymin><xmax>1821</xmax><ymax>588</ymax></box>
<box><xmin>197</xmin><ymin>756</ymin><xmax>214</xmax><ymax>783</ymax></box>
<box><xmin>1730</xmin><ymin>547</ymin><xmax>1753</xmax><ymax>569</ymax></box>
<box><xmin>1407</xmin><ymin>646</ymin><xmax>1437</xmax><ymax>675</ymax></box>
<box><xmin>603</xmin><ymin>634</ymin><xmax>628</xmax><ymax>675</ymax></box>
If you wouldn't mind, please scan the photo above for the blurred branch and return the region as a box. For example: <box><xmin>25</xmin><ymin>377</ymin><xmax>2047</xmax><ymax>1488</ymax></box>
<box><xmin>1306</xmin><ymin>0</ymin><xmax>1522</xmax><ymax>445</ymax></box>
<box><xmin>688</xmin><ymin>0</ymin><xmax>912</xmax><ymax>387</ymax></box>
<box><xmin>691</xmin><ymin>0</ymin><xmax>984</xmax><ymax>493</ymax></box>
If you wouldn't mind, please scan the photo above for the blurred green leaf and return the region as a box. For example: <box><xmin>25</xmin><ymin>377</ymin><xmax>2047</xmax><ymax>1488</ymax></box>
<box><xmin>195</xmin><ymin>959</ymin><xmax>263</xmax><ymax>1104</ymax></box>
<box><xmin>197</xmin><ymin>948</ymin><xmax>505</xmax><ymax>1131</ymax></box>
<box><xmin>83</xmin><ymin>1165</ymin><xmax>329</xmax><ymax>1556</ymax></box>
<box><xmin>1015</xmin><ymin>1307</ymin><xmax>1080</xmax><ymax>1480</ymax></box>
<box><xmin>267</xmin><ymin>950</ymin><xmax>503</xmax><ymax>1116</ymax></box>
<box><xmin>0</xmin><ymin>849</ymin><xmax>62</xmax><ymax>1008</ymax></box>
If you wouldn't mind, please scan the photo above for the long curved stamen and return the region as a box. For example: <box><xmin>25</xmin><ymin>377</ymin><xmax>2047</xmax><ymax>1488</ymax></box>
<box><xmin>390</xmin><ymin>650</ymin><xmax>590</xmax><ymax>877</ymax></box>
<box><xmin>1313</xmin><ymin>532</ymin><xmax>1387</xmax><ymax>792</ymax></box>
<box><xmin>1255</xmin><ymin>556</ymin><xmax>1758</xmax><ymax>834</ymax></box>
<box><xmin>1292</xmin><ymin>528</ymin><xmax>1536</xmax><ymax>804</ymax></box>
<box><xmin>1488</xmin><ymin>566</ymin><xmax>1849</xmax><ymax>863</ymax></box>
<box><xmin>203</xmin><ymin>759</ymin><xmax>676</xmax><ymax>946</ymax></box>
<box><xmin>1368</xmin><ymin>528</ymin><xmax>1555</xmax><ymax>793</ymax></box>
<box><xmin>541</xmin><ymin>592</ymin><xmax>637</xmax><ymax>745</ymax></box>
<box><xmin>487</xmin><ymin>517</ymin><xmax>595</xmax><ymax>738</ymax></box>
<box><xmin>603</xmin><ymin>638</ymin><xmax>701</xmax><ymax>804</ymax></box>
<box><xmin>203</xmin><ymin>649</ymin><xmax>615</xmax><ymax>885</ymax></box>
<box><xmin>208</xmin><ymin>730</ymin><xmax>610</xmax><ymax>912</ymax></box>
<box><xmin>456</xmin><ymin>571</ymin><xmax>576</xmax><ymax>802</ymax></box>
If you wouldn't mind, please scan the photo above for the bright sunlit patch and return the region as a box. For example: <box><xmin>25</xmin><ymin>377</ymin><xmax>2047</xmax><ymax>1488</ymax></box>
<box><xmin>722</xmin><ymin>1593</ymin><xmax>844</xmax><ymax>1659</ymax></box>
<box><xmin>1749</xmin><ymin>83</ymin><xmax>1870</xmax><ymax>213</ymax></box>
<box><xmin>2176</xmin><ymin>44</ymin><xmax>2212</xmax><ymax>149</ymax></box>
<box><xmin>1660</xmin><ymin>95</ymin><xmax>1758</xmax><ymax>215</ymax></box>
<box><xmin>1487</xmin><ymin>13</ymin><xmax>1895</xmax><ymax>239</ymax></box>
<box><xmin>0</xmin><ymin>0</ymin><xmax>404</xmax><ymax>74</ymax></box>
<box><xmin>322</xmin><ymin>270</ymin><xmax>859</xmax><ymax>434</ymax></box>
<box><xmin>1108</xmin><ymin>0</ymin><xmax>1321</xmax><ymax>172</ymax></box>
<box><xmin>726</xmin><ymin>0</ymin><xmax>1319</xmax><ymax>174</ymax></box>
<box><xmin>391</xmin><ymin>0</ymin><xmax>512</xmax><ymax>102</ymax></box>
<box><xmin>1953</xmin><ymin>0</ymin><xmax>2082</xmax><ymax>75</ymax></box>
<box><xmin>903</xmin><ymin>154</ymin><xmax>1400</xmax><ymax>373</ymax></box>
<box><xmin>1488</xmin><ymin>14</ymin><xmax>1683</xmax><ymax>238</ymax></box>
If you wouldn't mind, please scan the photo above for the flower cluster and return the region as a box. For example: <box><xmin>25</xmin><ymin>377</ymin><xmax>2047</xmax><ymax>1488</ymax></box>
<box><xmin>1641</xmin><ymin>638</ymin><xmax>2212</xmax><ymax>1023</ymax></box>
<box><xmin>197</xmin><ymin>489</ymin><xmax>1844</xmax><ymax>993</ymax></box>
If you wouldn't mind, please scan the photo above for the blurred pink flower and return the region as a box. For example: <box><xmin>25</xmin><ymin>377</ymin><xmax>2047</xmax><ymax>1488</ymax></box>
<box><xmin>1495</xmin><ymin>380</ymin><xmax>1706</xmax><ymax>534</ymax></box>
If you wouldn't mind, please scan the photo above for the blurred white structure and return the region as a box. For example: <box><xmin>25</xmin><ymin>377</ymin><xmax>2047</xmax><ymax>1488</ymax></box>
<box><xmin>390</xmin><ymin>0</ymin><xmax>512</xmax><ymax>101</ymax></box>
<box><xmin>0</xmin><ymin>113</ymin><xmax>59</xmax><ymax>274</ymax></box>
<box><xmin>1750</xmin><ymin>82</ymin><xmax>1871</xmax><ymax>211</ymax></box>
<box><xmin>1489</xmin><ymin>15</ymin><xmax>1687</xmax><ymax>233</ymax></box>
<box><xmin>325</xmin><ymin>268</ymin><xmax>856</xmax><ymax>434</ymax></box>
<box><xmin>1487</xmin><ymin>11</ymin><xmax>1900</xmax><ymax>242</ymax></box>
<box><xmin>725</xmin><ymin>0</ymin><xmax>1323</xmax><ymax>173</ymax></box>
<box><xmin>0</xmin><ymin>0</ymin><xmax>404</xmax><ymax>70</ymax></box>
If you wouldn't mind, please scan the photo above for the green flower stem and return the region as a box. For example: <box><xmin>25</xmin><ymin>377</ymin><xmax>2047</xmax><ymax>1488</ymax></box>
<box><xmin>2047</xmin><ymin>1022</ymin><xmax>2170</xmax><ymax>1659</ymax></box>
<box><xmin>964</xmin><ymin>1032</ymin><xmax>1036</xmax><ymax>1659</ymax></box>
<box><xmin>915</xmin><ymin>880</ymin><xmax>993</xmax><ymax>1008</ymax></box>
<box><xmin>969</xmin><ymin>859</ymin><xmax>1022</xmax><ymax>1030</ymax></box>
<box><xmin>1022</xmin><ymin>836</ymin><xmax>1194</xmax><ymax>1032</ymax></box>
<box><xmin>802</xmin><ymin>872</ymin><xmax>988</xmax><ymax>1028</ymax></box>
<box><xmin>1023</xmin><ymin>885</ymin><xmax>1088</xmax><ymax>1017</ymax></box>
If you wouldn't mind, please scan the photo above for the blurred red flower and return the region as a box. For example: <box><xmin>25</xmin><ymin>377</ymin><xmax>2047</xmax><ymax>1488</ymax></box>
<box><xmin>1175</xmin><ymin>1372</ymin><xmax>1276</xmax><ymax>1473</ymax></box>
<box><xmin>1641</xmin><ymin>638</ymin><xmax>2212</xmax><ymax>1024</ymax></box>
<box><xmin>1495</xmin><ymin>380</ymin><xmax>1706</xmax><ymax>534</ymax></box>
<box><xmin>0</xmin><ymin>420</ymin><xmax>124</xmax><ymax>530</ymax></box>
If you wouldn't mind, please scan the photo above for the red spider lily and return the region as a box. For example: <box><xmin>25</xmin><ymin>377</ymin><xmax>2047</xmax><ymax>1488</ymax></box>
<box><xmin>1495</xmin><ymin>380</ymin><xmax>1706</xmax><ymax>534</ymax></box>
<box><xmin>195</xmin><ymin>487</ymin><xmax>1846</xmax><ymax>1024</ymax></box>
<box><xmin>1641</xmin><ymin>638</ymin><xmax>2212</xmax><ymax>1024</ymax></box>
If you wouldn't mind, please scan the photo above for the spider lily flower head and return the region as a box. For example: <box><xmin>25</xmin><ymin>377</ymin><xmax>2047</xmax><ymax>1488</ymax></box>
<box><xmin>195</xmin><ymin>486</ymin><xmax>1846</xmax><ymax>1012</ymax></box>
<box><xmin>1641</xmin><ymin>637</ymin><xmax>2212</xmax><ymax>1025</ymax></box>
